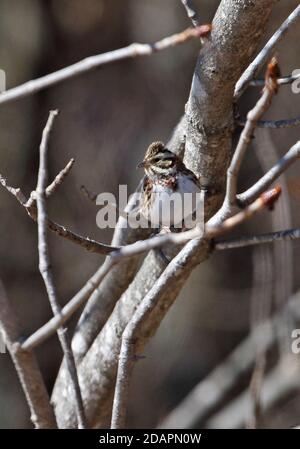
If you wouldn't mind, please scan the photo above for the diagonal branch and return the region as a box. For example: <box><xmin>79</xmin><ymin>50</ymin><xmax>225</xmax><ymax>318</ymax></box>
<box><xmin>35</xmin><ymin>110</ymin><xmax>87</xmax><ymax>429</ymax></box>
<box><xmin>0</xmin><ymin>171</ymin><xmax>119</xmax><ymax>256</ymax></box>
<box><xmin>0</xmin><ymin>26</ymin><xmax>211</xmax><ymax>106</ymax></box>
<box><xmin>234</xmin><ymin>4</ymin><xmax>300</xmax><ymax>99</ymax></box>
<box><xmin>28</xmin><ymin>158</ymin><xmax>74</xmax><ymax>204</ymax></box>
<box><xmin>215</xmin><ymin>227</ymin><xmax>300</xmax><ymax>250</ymax></box>
<box><xmin>226</xmin><ymin>58</ymin><xmax>278</xmax><ymax>206</ymax></box>
<box><xmin>181</xmin><ymin>0</ymin><xmax>201</xmax><ymax>27</ymax></box>
<box><xmin>238</xmin><ymin>140</ymin><xmax>300</xmax><ymax>206</ymax></box>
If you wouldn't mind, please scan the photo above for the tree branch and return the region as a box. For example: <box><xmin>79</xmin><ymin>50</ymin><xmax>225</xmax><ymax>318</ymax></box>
<box><xmin>250</xmin><ymin>72</ymin><xmax>300</xmax><ymax>87</ymax></box>
<box><xmin>35</xmin><ymin>110</ymin><xmax>87</xmax><ymax>429</ymax></box>
<box><xmin>226</xmin><ymin>58</ymin><xmax>278</xmax><ymax>206</ymax></box>
<box><xmin>237</xmin><ymin>115</ymin><xmax>300</xmax><ymax>129</ymax></box>
<box><xmin>0</xmin><ymin>171</ymin><xmax>119</xmax><ymax>256</ymax></box>
<box><xmin>238</xmin><ymin>140</ymin><xmax>300</xmax><ymax>206</ymax></box>
<box><xmin>181</xmin><ymin>0</ymin><xmax>201</xmax><ymax>27</ymax></box>
<box><xmin>0</xmin><ymin>280</ymin><xmax>57</xmax><ymax>428</ymax></box>
<box><xmin>28</xmin><ymin>158</ymin><xmax>74</xmax><ymax>204</ymax></box>
<box><xmin>0</xmin><ymin>26</ymin><xmax>211</xmax><ymax>106</ymax></box>
<box><xmin>234</xmin><ymin>4</ymin><xmax>300</xmax><ymax>99</ymax></box>
<box><xmin>215</xmin><ymin>227</ymin><xmax>300</xmax><ymax>250</ymax></box>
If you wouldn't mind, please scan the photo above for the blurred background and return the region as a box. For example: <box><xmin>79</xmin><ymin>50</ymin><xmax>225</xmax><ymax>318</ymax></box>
<box><xmin>0</xmin><ymin>0</ymin><xmax>299</xmax><ymax>428</ymax></box>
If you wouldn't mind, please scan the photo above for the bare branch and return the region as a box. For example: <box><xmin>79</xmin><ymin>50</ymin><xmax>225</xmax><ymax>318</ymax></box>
<box><xmin>111</xmin><ymin>333</ymin><xmax>135</xmax><ymax>429</ymax></box>
<box><xmin>80</xmin><ymin>184</ymin><xmax>98</xmax><ymax>204</ymax></box>
<box><xmin>238</xmin><ymin>140</ymin><xmax>300</xmax><ymax>206</ymax></box>
<box><xmin>237</xmin><ymin>115</ymin><xmax>300</xmax><ymax>129</ymax></box>
<box><xmin>211</xmin><ymin>186</ymin><xmax>281</xmax><ymax>236</ymax></box>
<box><xmin>250</xmin><ymin>72</ymin><xmax>300</xmax><ymax>87</ymax></box>
<box><xmin>181</xmin><ymin>0</ymin><xmax>201</xmax><ymax>27</ymax></box>
<box><xmin>0</xmin><ymin>280</ymin><xmax>57</xmax><ymax>429</ymax></box>
<box><xmin>0</xmin><ymin>26</ymin><xmax>211</xmax><ymax>106</ymax></box>
<box><xmin>0</xmin><ymin>172</ymin><xmax>119</xmax><ymax>256</ymax></box>
<box><xmin>35</xmin><ymin>110</ymin><xmax>87</xmax><ymax>429</ymax></box>
<box><xmin>215</xmin><ymin>227</ymin><xmax>300</xmax><ymax>250</ymax></box>
<box><xmin>21</xmin><ymin>260</ymin><xmax>114</xmax><ymax>351</ymax></box>
<box><xmin>0</xmin><ymin>175</ymin><xmax>27</xmax><ymax>203</ymax></box>
<box><xmin>28</xmin><ymin>158</ymin><xmax>75</xmax><ymax>204</ymax></box>
<box><xmin>234</xmin><ymin>4</ymin><xmax>300</xmax><ymax>99</ymax></box>
<box><xmin>226</xmin><ymin>58</ymin><xmax>278</xmax><ymax>206</ymax></box>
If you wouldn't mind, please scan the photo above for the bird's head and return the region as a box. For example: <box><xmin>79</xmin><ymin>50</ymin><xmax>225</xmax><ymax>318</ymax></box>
<box><xmin>137</xmin><ymin>142</ymin><xmax>177</xmax><ymax>176</ymax></box>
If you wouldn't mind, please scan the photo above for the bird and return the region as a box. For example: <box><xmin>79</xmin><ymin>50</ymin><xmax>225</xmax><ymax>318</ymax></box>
<box><xmin>137</xmin><ymin>141</ymin><xmax>203</xmax><ymax>229</ymax></box>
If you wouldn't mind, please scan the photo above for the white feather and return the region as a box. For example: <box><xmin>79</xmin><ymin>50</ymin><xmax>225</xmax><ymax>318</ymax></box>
<box><xmin>143</xmin><ymin>173</ymin><xmax>202</xmax><ymax>227</ymax></box>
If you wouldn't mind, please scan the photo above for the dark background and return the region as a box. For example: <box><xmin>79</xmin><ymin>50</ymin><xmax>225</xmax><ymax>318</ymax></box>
<box><xmin>0</xmin><ymin>0</ymin><xmax>299</xmax><ymax>428</ymax></box>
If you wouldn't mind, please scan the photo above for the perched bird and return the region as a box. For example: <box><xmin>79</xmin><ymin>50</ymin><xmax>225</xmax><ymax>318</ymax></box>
<box><xmin>137</xmin><ymin>141</ymin><xmax>202</xmax><ymax>228</ymax></box>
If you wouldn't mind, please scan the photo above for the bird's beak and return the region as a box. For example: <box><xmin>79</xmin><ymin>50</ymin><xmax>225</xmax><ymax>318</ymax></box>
<box><xmin>137</xmin><ymin>160</ymin><xmax>147</xmax><ymax>169</ymax></box>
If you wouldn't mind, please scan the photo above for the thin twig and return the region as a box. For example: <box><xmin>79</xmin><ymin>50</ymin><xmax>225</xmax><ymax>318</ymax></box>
<box><xmin>0</xmin><ymin>26</ymin><xmax>211</xmax><ymax>106</ymax></box>
<box><xmin>21</xmin><ymin>260</ymin><xmax>114</xmax><ymax>350</ymax></box>
<box><xmin>250</xmin><ymin>72</ymin><xmax>300</xmax><ymax>87</ymax></box>
<box><xmin>208</xmin><ymin>186</ymin><xmax>281</xmax><ymax>238</ymax></box>
<box><xmin>181</xmin><ymin>0</ymin><xmax>201</xmax><ymax>27</ymax></box>
<box><xmin>35</xmin><ymin>110</ymin><xmax>87</xmax><ymax>429</ymax></box>
<box><xmin>215</xmin><ymin>227</ymin><xmax>300</xmax><ymax>250</ymax></box>
<box><xmin>238</xmin><ymin>140</ymin><xmax>300</xmax><ymax>206</ymax></box>
<box><xmin>226</xmin><ymin>58</ymin><xmax>278</xmax><ymax>206</ymax></box>
<box><xmin>234</xmin><ymin>4</ymin><xmax>300</xmax><ymax>99</ymax></box>
<box><xmin>237</xmin><ymin>115</ymin><xmax>300</xmax><ymax>129</ymax></box>
<box><xmin>0</xmin><ymin>280</ymin><xmax>57</xmax><ymax>429</ymax></box>
<box><xmin>28</xmin><ymin>158</ymin><xmax>75</xmax><ymax>204</ymax></box>
<box><xmin>80</xmin><ymin>184</ymin><xmax>98</xmax><ymax>203</ymax></box>
<box><xmin>0</xmin><ymin>172</ymin><xmax>119</xmax><ymax>255</ymax></box>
